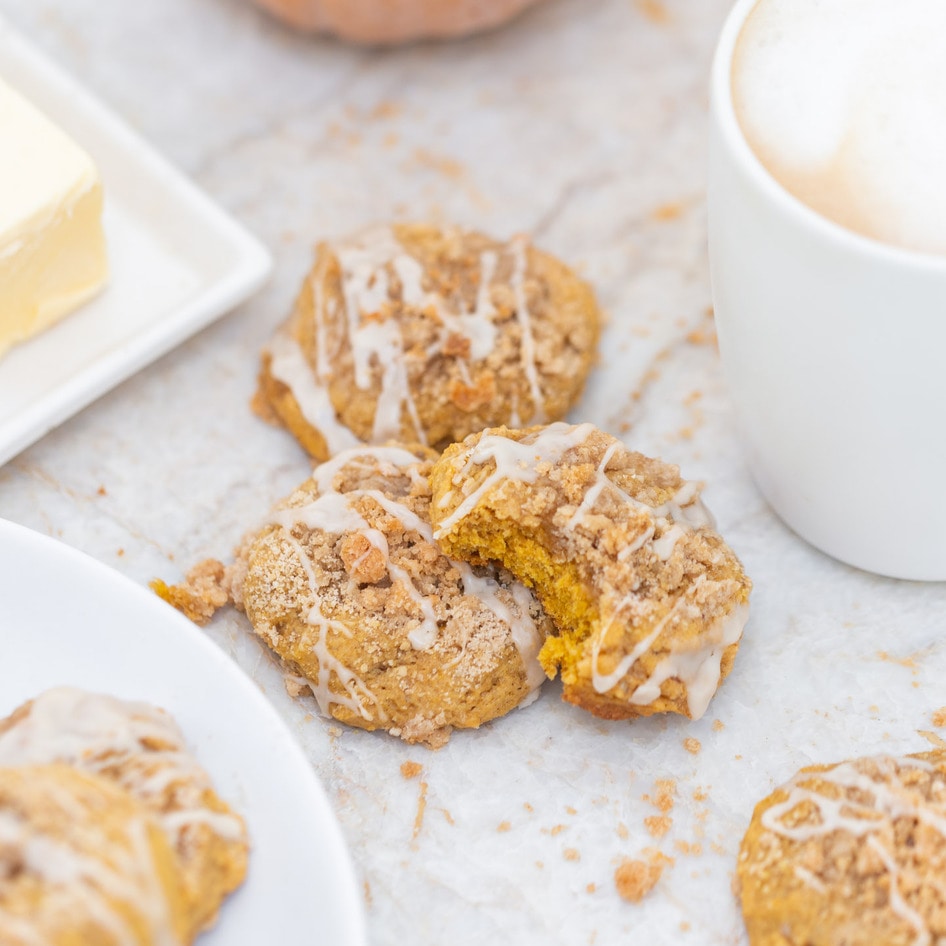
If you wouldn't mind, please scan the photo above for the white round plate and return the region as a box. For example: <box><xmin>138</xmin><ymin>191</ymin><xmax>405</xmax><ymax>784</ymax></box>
<box><xmin>0</xmin><ymin>517</ymin><xmax>367</xmax><ymax>946</ymax></box>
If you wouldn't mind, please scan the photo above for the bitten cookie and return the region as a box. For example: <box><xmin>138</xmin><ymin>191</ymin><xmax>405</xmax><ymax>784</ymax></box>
<box><xmin>256</xmin><ymin>223</ymin><xmax>601</xmax><ymax>459</ymax></box>
<box><xmin>0</xmin><ymin>688</ymin><xmax>248</xmax><ymax>940</ymax></box>
<box><xmin>738</xmin><ymin>751</ymin><xmax>946</xmax><ymax>946</ymax></box>
<box><xmin>429</xmin><ymin>423</ymin><xmax>751</xmax><ymax>721</ymax></box>
<box><xmin>230</xmin><ymin>444</ymin><xmax>553</xmax><ymax>748</ymax></box>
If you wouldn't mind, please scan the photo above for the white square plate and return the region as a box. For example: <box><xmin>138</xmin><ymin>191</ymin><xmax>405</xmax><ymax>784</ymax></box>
<box><xmin>0</xmin><ymin>16</ymin><xmax>272</xmax><ymax>467</ymax></box>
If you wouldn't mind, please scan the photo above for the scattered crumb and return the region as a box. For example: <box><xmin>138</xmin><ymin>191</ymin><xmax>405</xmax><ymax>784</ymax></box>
<box><xmin>933</xmin><ymin>708</ymin><xmax>946</xmax><ymax>728</ymax></box>
<box><xmin>410</xmin><ymin>147</ymin><xmax>465</xmax><ymax>180</ymax></box>
<box><xmin>616</xmin><ymin>822</ymin><xmax>629</xmax><ymax>840</ymax></box>
<box><xmin>412</xmin><ymin>781</ymin><xmax>428</xmax><ymax>841</ymax></box>
<box><xmin>683</xmin><ymin>737</ymin><xmax>701</xmax><ymax>755</ymax></box>
<box><xmin>96</xmin><ymin>485</ymin><xmax>106</xmax><ymax>496</ymax></box>
<box><xmin>649</xmin><ymin>779</ymin><xmax>676</xmax><ymax>812</ymax></box>
<box><xmin>566</xmin><ymin>806</ymin><xmax>578</xmax><ymax>816</ymax></box>
<box><xmin>523</xmin><ymin>802</ymin><xmax>534</xmax><ymax>813</ymax></box>
<box><xmin>586</xmin><ymin>883</ymin><xmax>597</xmax><ymax>894</ymax></box>
<box><xmin>370</xmin><ymin>99</ymin><xmax>402</xmax><ymax>120</ymax></box>
<box><xmin>918</xmin><ymin>730</ymin><xmax>946</xmax><ymax>750</ymax></box>
<box><xmin>644</xmin><ymin>815</ymin><xmax>672</xmax><ymax>839</ymax></box>
<box><xmin>651</xmin><ymin>201</ymin><xmax>682</xmax><ymax>221</ymax></box>
<box><xmin>685</xmin><ymin>327</ymin><xmax>717</xmax><ymax>346</ymax></box>
<box><xmin>680</xmin><ymin>921</ymin><xmax>691</xmax><ymax>932</ymax></box>
<box><xmin>876</xmin><ymin>650</ymin><xmax>919</xmax><ymax>672</ymax></box>
<box><xmin>535</xmin><ymin>861</ymin><xmax>544</xmax><ymax>869</ymax></box>
<box><xmin>400</xmin><ymin>761</ymin><xmax>423</xmax><ymax>780</ymax></box>
<box><xmin>363</xmin><ymin>880</ymin><xmax>372</xmax><ymax>906</ymax></box>
<box><xmin>564</xmin><ymin>848</ymin><xmax>581</xmax><ymax>862</ymax></box>
<box><xmin>548</xmin><ymin>824</ymin><xmax>567</xmax><ymax>837</ymax></box>
<box><xmin>150</xmin><ymin>558</ymin><xmax>228</xmax><ymax>626</ymax></box>
<box><xmin>440</xmin><ymin>808</ymin><xmax>455</xmax><ymax>825</ymax></box>
<box><xmin>693</xmin><ymin>788</ymin><xmax>709</xmax><ymax>802</ymax></box>
<box><xmin>614</xmin><ymin>851</ymin><xmax>672</xmax><ymax>904</ymax></box>
<box><xmin>116</xmin><ymin>548</ymin><xmax>124</xmax><ymax>557</ymax></box>
<box><xmin>712</xmin><ymin>719</ymin><xmax>725</xmax><ymax>732</ymax></box>
<box><xmin>497</xmin><ymin>821</ymin><xmax>511</xmax><ymax>833</ymax></box>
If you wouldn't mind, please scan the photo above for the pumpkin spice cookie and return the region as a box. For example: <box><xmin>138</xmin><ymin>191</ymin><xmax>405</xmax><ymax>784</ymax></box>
<box><xmin>738</xmin><ymin>750</ymin><xmax>946</xmax><ymax>946</ymax></box>
<box><xmin>227</xmin><ymin>444</ymin><xmax>552</xmax><ymax>748</ymax></box>
<box><xmin>0</xmin><ymin>764</ymin><xmax>189</xmax><ymax>946</ymax></box>
<box><xmin>428</xmin><ymin>423</ymin><xmax>751</xmax><ymax>721</ymax></box>
<box><xmin>0</xmin><ymin>688</ymin><xmax>248</xmax><ymax>941</ymax></box>
<box><xmin>256</xmin><ymin>223</ymin><xmax>601</xmax><ymax>459</ymax></box>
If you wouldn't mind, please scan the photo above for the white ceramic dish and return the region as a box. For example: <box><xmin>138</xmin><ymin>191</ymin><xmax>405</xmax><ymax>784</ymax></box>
<box><xmin>0</xmin><ymin>17</ymin><xmax>272</xmax><ymax>468</ymax></box>
<box><xmin>0</xmin><ymin>518</ymin><xmax>367</xmax><ymax>946</ymax></box>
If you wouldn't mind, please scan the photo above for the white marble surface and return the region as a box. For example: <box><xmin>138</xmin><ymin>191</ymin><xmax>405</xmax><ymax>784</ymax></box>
<box><xmin>1</xmin><ymin>1</ymin><xmax>946</xmax><ymax>944</ymax></box>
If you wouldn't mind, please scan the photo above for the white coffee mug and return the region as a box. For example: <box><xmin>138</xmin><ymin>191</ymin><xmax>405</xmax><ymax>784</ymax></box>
<box><xmin>708</xmin><ymin>0</ymin><xmax>946</xmax><ymax>581</ymax></box>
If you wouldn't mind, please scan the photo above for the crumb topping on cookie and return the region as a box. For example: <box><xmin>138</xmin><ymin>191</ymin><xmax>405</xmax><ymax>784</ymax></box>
<box><xmin>262</xmin><ymin>224</ymin><xmax>600</xmax><ymax>458</ymax></box>
<box><xmin>740</xmin><ymin>752</ymin><xmax>946</xmax><ymax>946</ymax></box>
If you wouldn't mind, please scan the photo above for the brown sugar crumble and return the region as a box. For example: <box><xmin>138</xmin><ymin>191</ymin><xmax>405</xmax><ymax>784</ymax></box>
<box><xmin>497</xmin><ymin>821</ymin><xmax>511</xmax><ymax>833</ymax></box>
<box><xmin>400</xmin><ymin>761</ymin><xmax>423</xmax><ymax>780</ymax></box>
<box><xmin>932</xmin><ymin>707</ymin><xmax>946</xmax><ymax>728</ymax></box>
<box><xmin>712</xmin><ymin>719</ymin><xmax>725</xmax><ymax>732</ymax></box>
<box><xmin>563</xmin><ymin>848</ymin><xmax>581</xmax><ymax>862</ymax></box>
<box><xmin>683</xmin><ymin>737</ymin><xmax>702</xmax><ymax>755</ymax></box>
<box><xmin>150</xmin><ymin>558</ymin><xmax>228</xmax><ymax>626</ymax></box>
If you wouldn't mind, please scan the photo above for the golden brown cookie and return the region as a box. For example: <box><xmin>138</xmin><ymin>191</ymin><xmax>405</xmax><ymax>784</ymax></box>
<box><xmin>738</xmin><ymin>751</ymin><xmax>946</xmax><ymax>946</ymax></box>
<box><xmin>428</xmin><ymin>423</ymin><xmax>751</xmax><ymax>721</ymax></box>
<box><xmin>230</xmin><ymin>443</ymin><xmax>553</xmax><ymax>748</ymax></box>
<box><xmin>0</xmin><ymin>688</ymin><xmax>248</xmax><ymax>939</ymax></box>
<box><xmin>0</xmin><ymin>764</ymin><xmax>188</xmax><ymax>946</ymax></box>
<box><xmin>256</xmin><ymin>223</ymin><xmax>601</xmax><ymax>460</ymax></box>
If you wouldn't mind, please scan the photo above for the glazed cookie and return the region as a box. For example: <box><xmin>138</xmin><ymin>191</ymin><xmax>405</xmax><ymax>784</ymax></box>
<box><xmin>738</xmin><ymin>751</ymin><xmax>946</xmax><ymax>946</ymax></box>
<box><xmin>429</xmin><ymin>423</ymin><xmax>751</xmax><ymax>721</ymax></box>
<box><xmin>256</xmin><ymin>223</ymin><xmax>601</xmax><ymax>459</ymax></box>
<box><xmin>0</xmin><ymin>764</ymin><xmax>188</xmax><ymax>946</ymax></box>
<box><xmin>0</xmin><ymin>688</ymin><xmax>248</xmax><ymax>940</ymax></box>
<box><xmin>229</xmin><ymin>444</ymin><xmax>553</xmax><ymax>748</ymax></box>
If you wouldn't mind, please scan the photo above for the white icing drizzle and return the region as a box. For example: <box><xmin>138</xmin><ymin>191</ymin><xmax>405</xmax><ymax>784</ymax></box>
<box><xmin>590</xmin><ymin>588</ymin><xmax>697</xmax><ymax>695</ymax></box>
<box><xmin>266</xmin><ymin>330</ymin><xmax>361</xmax><ymax>455</ymax></box>
<box><xmin>303</xmin><ymin>228</ymin><xmax>510</xmax><ymax>449</ymax></box>
<box><xmin>628</xmin><ymin>602</ymin><xmax>749</xmax><ymax>719</ymax></box>
<box><xmin>271</xmin><ymin>446</ymin><xmax>547</xmax><ymax>717</ymax></box>
<box><xmin>0</xmin><ymin>688</ymin><xmax>245</xmax><ymax>848</ymax></box>
<box><xmin>868</xmin><ymin>835</ymin><xmax>930</xmax><ymax>946</ymax></box>
<box><xmin>792</xmin><ymin>864</ymin><xmax>827</xmax><ymax>894</ymax></box>
<box><xmin>433</xmin><ymin>422</ymin><xmax>597</xmax><ymax>537</ymax></box>
<box><xmin>509</xmin><ymin>235</ymin><xmax>545</xmax><ymax>422</ymax></box>
<box><xmin>761</xmin><ymin>755</ymin><xmax>946</xmax><ymax>946</ymax></box>
<box><xmin>564</xmin><ymin>440</ymin><xmax>622</xmax><ymax>532</ymax></box>
<box><xmin>0</xmin><ymin>775</ymin><xmax>182</xmax><ymax>946</ymax></box>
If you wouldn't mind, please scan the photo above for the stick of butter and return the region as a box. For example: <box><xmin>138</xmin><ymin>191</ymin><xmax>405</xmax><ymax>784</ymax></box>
<box><xmin>0</xmin><ymin>77</ymin><xmax>108</xmax><ymax>360</ymax></box>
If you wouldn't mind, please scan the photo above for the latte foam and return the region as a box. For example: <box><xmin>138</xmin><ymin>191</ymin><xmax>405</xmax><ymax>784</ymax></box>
<box><xmin>731</xmin><ymin>0</ymin><xmax>946</xmax><ymax>257</ymax></box>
